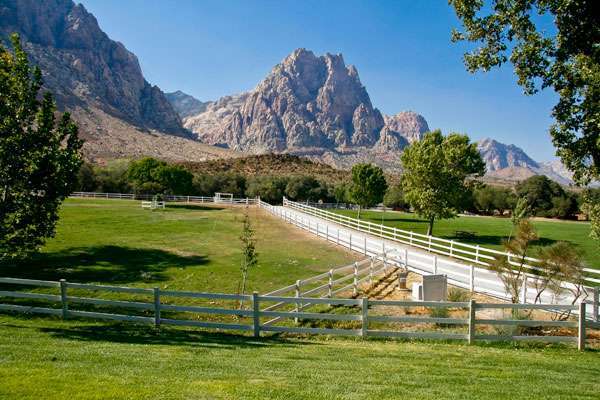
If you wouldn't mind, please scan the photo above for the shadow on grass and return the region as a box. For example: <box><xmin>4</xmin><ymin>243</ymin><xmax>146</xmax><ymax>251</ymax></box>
<box><xmin>35</xmin><ymin>322</ymin><xmax>306</xmax><ymax>349</ymax></box>
<box><xmin>0</xmin><ymin>245</ymin><xmax>208</xmax><ymax>284</ymax></box>
<box><xmin>166</xmin><ymin>204</ymin><xmax>225</xmax><ymax>211</ymax></box>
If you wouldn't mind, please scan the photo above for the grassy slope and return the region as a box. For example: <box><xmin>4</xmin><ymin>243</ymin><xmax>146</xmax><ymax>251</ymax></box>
<box><xmin>1</xmin><ymin>316</ymin><xmax>598</xmax><ymax>400</ymax></box>
<box><xmin>332</xmin><ymin>209</ymin><xmax>597</xmax><ymax>268</ymax></box>
<box><xmin>0</xmin><ymin>199</ymin><xmax>357</xmax><ymax>293</ymax></box>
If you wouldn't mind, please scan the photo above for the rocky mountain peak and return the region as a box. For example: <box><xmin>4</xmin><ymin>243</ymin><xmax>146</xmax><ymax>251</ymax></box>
<box><xmin>0</xmin><ymin>0</ymin><xmax>186</xmax><ymax>136</ymax></box>
<box><xmin>477</xmin><ymin>138</ymin><xmax>539</xmax><ymax>171</ymax></box>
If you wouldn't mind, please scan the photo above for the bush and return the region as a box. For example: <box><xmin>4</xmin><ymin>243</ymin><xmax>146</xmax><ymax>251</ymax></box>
<box><xmin>447</xmin><ymin>287</ymin><xmax>470</xmax><ymax>302</ymax></box>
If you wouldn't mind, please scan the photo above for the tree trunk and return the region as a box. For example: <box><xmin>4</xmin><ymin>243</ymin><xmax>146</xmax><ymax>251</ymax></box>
<box><xmin>427</xmin><ymin>216</ymin><xmax>435</xmax><ymax>236</ymax></box>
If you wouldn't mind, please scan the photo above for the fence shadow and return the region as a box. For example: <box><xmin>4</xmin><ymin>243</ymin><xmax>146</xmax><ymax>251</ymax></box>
<box><xmin>0</xmin><ymin>245</ymin><xmax>208</xmax><ymax>285</ymax></box>
<box><xmin>36</xmin><ymin>322</ymin><xmax>308</xmax><ymax>349</ymax></box>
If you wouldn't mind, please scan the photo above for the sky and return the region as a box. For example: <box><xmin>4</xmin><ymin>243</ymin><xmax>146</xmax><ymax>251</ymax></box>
<box><xmin>79</xmin><ymin>0</ymin><xmax>559</xmax><ymax>161</ymax></box>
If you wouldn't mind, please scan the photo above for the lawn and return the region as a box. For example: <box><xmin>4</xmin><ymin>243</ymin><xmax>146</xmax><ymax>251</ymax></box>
<box><xmin>0</xmin><ymin>315</ymin><xmax>598</xmax><ymax>400</ymax></box>
<box><xmin>332</xmin><ymin>209</ymin><xmax>598</xmax><ymax>268</ymax></box>
<box><xmin>0</xmin><ymin>198</ymin><xmax>357</xmax><ymax>294</ymax></box>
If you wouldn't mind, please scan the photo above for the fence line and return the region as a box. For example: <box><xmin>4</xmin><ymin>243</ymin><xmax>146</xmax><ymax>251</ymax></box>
<box><xmin>279</xmin><ymin>198</ymin><xmax>600</xmax><ymax>285</ymax></box>
<box><xmin>257</xmin><ymin>198</ymin><xmax>599</xmax><ymax>316</ymax></box>
<box><xmin>70</xmin><ymin>192</ymin><xmax>256</xmax><ymax>205</ymax></box>
<box><xmin>0</xmin><ymin>277</ymin><xmax>596</xmax><ymax>350</ymax></box>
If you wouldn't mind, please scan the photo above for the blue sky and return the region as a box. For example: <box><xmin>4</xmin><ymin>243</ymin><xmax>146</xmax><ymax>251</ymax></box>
<box><xmin>79</xmin><ymin>0</ymin><xmax>558</xmax><ymax>161</ymax></box>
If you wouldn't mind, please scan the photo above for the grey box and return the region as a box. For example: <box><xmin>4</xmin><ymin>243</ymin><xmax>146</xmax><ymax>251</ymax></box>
<box><xmin>422</xmin><ymin>275</ymin><xmax>447</xmax><ymax>301</ymax></box>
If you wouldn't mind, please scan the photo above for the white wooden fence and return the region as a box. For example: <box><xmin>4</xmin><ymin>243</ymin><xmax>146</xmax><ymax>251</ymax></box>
<box><xmin>257</xmin><ymin>198</ymin><xmax>600</xmax><ymax>316</ymax></box>
<box><xmin>280</xmin><ymin>198</ymin><xmax>600</xmax><ymax>286</ymax></box>
<box><xmin>70</xmin><ymin>192</ymin><xmax>256</xmax><ymax>205</ymax></box>
<box><xmin>0</xmin><ymin>277</ymin><xmax>596</xmax><ymax>350</ymax></box>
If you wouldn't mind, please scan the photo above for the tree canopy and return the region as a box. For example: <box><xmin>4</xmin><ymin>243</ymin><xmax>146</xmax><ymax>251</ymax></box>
<box><xmin>127</xmin><ymin>157</ymin><xmax>193</xmax><ymax>195</ymax></box>
<box><xmin>450</xmin><ymin>0</ymin><xmax>599</xmax><ymax>186</ymax></box>
<box><xmin>349</xmin><ymin>163</ymin><xmax>387</xmax><ymax>218</ymax></box>
<box><xmin>401</xmin><ymin>130</ymin><xmax>485</xmax><ymax>235</ymax></box>
<box><xmin>0</xmin><ymin>34</ymin><xmax>82</xmax><ymax>260</ymax></box>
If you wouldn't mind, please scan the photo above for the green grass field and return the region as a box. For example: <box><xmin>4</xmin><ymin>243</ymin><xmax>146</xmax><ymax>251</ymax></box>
<box><xmin>1</xmin><ymin>316</ymin><xmax>599</xmax><ymax>400</ymax></box>
<box><xmin>0</xmin><ymin>199</ymin><xmax>357</xmax><ymax>293</ymax></box>
<box><xmin>1</xmin><ymin>199</ymin><xmax>599</xmax><ymax>399</ymax></box>
<box><xmin>333</xmin><ymin>209</ymin><xmax>597</xmax><ymax>268</ymax></box>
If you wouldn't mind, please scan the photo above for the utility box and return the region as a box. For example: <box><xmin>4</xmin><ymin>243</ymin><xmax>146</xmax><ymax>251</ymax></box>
<box><xmin>422</xmin><ymin>274</ymin><xmax>447</xmax><ymax>301</ymax></box>
<box><xmin>411</xmin><ymin>282</ymin><xmax>423</xmax><ymax>301</ymax></box>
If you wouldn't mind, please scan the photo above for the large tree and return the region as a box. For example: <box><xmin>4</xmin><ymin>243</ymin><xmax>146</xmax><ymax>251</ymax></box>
<box><xmin>401</xmin><ymin>130</ymin><xmax>485</xmax><ymax>235</ymax></box>
<box><xmin>449</xmin><ymin>0</ymin><xmax>599</xmax><ymax>239</ymax></box>
<box><xmin>349</xmin><ymin>163</ymin><xmax>387</xmax><ymax>219</ymax></box>
<box><xmin>0</xmin><ymin>34</ymin><xmax>82</xmax><ymax>260</ymax></box>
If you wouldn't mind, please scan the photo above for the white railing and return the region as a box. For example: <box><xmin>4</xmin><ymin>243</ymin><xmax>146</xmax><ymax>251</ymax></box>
<box><xmin>281</xmin><ymin>198</ymin><xmax>600</xmax><ymax>286</ymax></box>
<box><xmin>0</xmin><ymin>277</ymin><xmax>595</xmax><ymax>350</ymax></box>
<box><xmin>257</xmin><ymin>198</ymin><xmax>599</xmax><ymax>315</ymax></box>
<box><xmin>70</xmin><ymin>192</ymin><xmax>256</xmax><ymax>205</ymax></box>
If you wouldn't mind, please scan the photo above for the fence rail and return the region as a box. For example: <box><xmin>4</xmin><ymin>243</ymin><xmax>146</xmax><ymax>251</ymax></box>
<box><xmin>70</xmin><ymin>192</ymin><xmax>256</xmax><ymax>205</ymax></box>
<box><xmin>0</xmin><ymin>277</ymin><xmax>594</xmax><ymax>350</ymax></box>
<box><xmin>279</xmin><ymin>198</ymin><xmax>600</xmax><ymax>286</ymax></box>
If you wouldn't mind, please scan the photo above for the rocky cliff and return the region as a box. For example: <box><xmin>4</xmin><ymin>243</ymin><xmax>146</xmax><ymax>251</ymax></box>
<box><xmin>165</xmin><ymin>91</ymin><xmax>210</xmax><ymax>119</ymax></box>
<box><xmin>0</xmin><ymin>0</ymin><xmax>232</xmax><ymax>162</ymax></box>
<box><xmin>182</xmin><ymin>49</ymin><xmax>429</xmax><ymax>167</ymax></box>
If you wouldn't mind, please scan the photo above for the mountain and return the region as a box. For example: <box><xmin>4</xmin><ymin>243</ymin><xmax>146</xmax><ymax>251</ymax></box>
<box><xmin>0</xmin><ymin>0</ymin><xmax>232</xmax><ymax>162</ymax></box>
<box><xmin>182</xmin><ymin>49</ymin><xmax>428</xmax><ymax>170</ymax></box>
<box><xmin>165</xmin><ymin>91</ymin><xmax>210</xmax><ymax>119</ymax></box>
<box><xmin>477</xmin><ymin>138</ymin><xmax>576</xmax><ymax>185</ymax></box>
<box><xmin>477</xmin><ymin>138</ymin><xmax>539</xmax><ymax>171</ymax></box>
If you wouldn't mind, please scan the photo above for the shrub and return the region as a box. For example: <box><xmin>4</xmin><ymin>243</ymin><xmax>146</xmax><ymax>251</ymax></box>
<box><xmin>447</xmin><ymin>287</ymin><xmax>470</xmax><ymax>302</ymax></box>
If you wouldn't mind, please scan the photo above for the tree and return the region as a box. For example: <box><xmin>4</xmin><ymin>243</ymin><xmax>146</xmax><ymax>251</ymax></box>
<box><xmin>284</xmin><ymin>176</ymin><xmax>331</xmax><ymax>202</ymax></box>
<box><xmin>515</xmin><ymin>175</ymin><xmax>577</xmax><ymax>218</ymax></box>
<box><xmin>0</xmin><ymin>34</ymin><xmax>82</xmax><ymax>260</ymax></box>
<box><xmin>449</xmin><ymin>0</ymin><xmax>600</xmax><ymax>241</ymax></box>
<box><xmin>383</xmin><ymin>184</ymin><xmax>407</xmax><ymax>210</ymax></box>
<box><xmin>490</xmin><ymin>220</ymin><xmax>538</xmax><ymax>304</ymax></box>
<box><xmin>245</xmin><ymin>176</ymin><xmax>289</xmax><ymax>204</ymax></box>
<box><xmin>401</xmin><ymin>130</ymin><xmax>485</xmax><ymax>235</ymax></box>
<box><xmin>76</xmin><ymin>162</ymin><xmax>97</xmax><ymax>192</ymax></box>
<box><xmin>127</xmin><ymin>157</ymin><xmax>192</xmax><ymax>195</ymax></box>
<box><xmin>349</xmin><ymin>163</ymin><xmax>387</xmax><ymax>219</ymax></box>
<box><xmin>238</xmin><ymin>209</ymin><xmax>258</xmax><ymax>308</ymax></box>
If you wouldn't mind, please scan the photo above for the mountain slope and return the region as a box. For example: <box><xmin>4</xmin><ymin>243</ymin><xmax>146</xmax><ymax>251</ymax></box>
<box><xmin>0</xmin><ymin>0</ymin><xmax>236</xmax><ymax>162</ymax></box>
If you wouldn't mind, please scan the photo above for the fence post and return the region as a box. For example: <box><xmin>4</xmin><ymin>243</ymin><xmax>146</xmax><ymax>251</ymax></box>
<box><xmin>153</xmin><ymin>287</ymin><xmax>161</xmax><ymax>328</ymax></box>
<box><xmin>409</xmin><ymin>231</ymin><xmax>413</xmax><ymax>245</ymax></box>
<box><xmin>59</xmin><ymin>279</ymin><xmax>68</xmax><ymax>319</ymax></box>
<box><xmin>475</xmin><ymin>246</ymin><xmax>480</xmax><ymax>263</ymax></box>
<box><xmin>404</xmin><ymin>248</ymin><xmax>408</xmax><ymax>269</ymax></box>
<box><xmin>361</xmin><ymin>297</ymin><xmax>369</xmax><ymax>338</ymax></box>
<box><xmin>469</xmin><ymin>265</ymin><xmax>475</xmax><ymax>292</ymax></box>
<box><xmin>450</xmin><ymin>241</ymin><xmax>454</xmax><ymax>257</ymax></box>
<box><xmin>468</xmin><ymin>299</ymin><xmax>476</xmax><ymax>344</ymax></box>
<box><xmin>428</xmin><ymin>236</ymin><xmax>432</xmax><ymax>252</ymax></box>
<box><xmin>295</xmin><ymin>280</ymin><xmax>301</xmax><ymax>324</ymax></box>
<box><xmin>369</xmin><ymin>257</ymin><xmax>374</xmax><ymax>286</ymax></box>
<box><xmin>326</xmin><ymin>224</ymin><xmax>329</xmax><ymax>241</ymax></box>
<box><xmin>337</xmin><ymin>229</ymin><xmax>340</xmax><ymax>245</ymax></box>
<box><xmin>328</xmin><ymin>269</ymin><xmax>334</xmax><ymax>297</ymax></box>
<box><xmin>521</xmin><ymin>277</ymin><xmax>528</xmax><ymax>304</ymax></box>
<box><xmin>353</xmin><ymin>262</ymin><xmax>358</xmax><ymax>296</ymax></box>
<box><xmin>364</xmin><ymin>237</ymin><xmax>367</xmax><ymax>256</ymax></box>
<box><xmin>433</xmin><ymin>255</ymin><xmax>438</xmax><ymax>274</ymax></box>
<box><xmin>252</xmin><ymin>292</ymin><xmax>260</xmax><ymax>338</ymax></box>
<box><xmin>593</xmin><ymin>287</ymin><xmax>599</xmax><ymax>323</ymax></box>
<box><xmin>349</xmin><ymin>233</ymin><xmax>352</xmax><ymax>250</ymax></box>
<box><xmin>578</xmin><ymin>301</ymin><xmax>586</xmax><ymax>351</ymax></box>
<box><xmin>316</xmin><ymin>222</ymin><xmax>319</xmax><ymax>237</ymax></box>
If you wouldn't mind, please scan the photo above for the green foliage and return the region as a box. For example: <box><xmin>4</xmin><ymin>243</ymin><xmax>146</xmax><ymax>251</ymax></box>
<box><xmin>450</xmin><ymin>0</ymin><xmax>599</xmax><ymax>186</ymax></box>
<box><xmin>447</xmin><ymin>287</ymin><xmax>471</xmax><ymax>302</ymax></box>
<box><xmin>0</xmin><ymin>34</ymin><xmax>82</xmax><ymax>260</ymax></box>
<box><xmin>245</xmin><ymin>176</ymin><xmax>288</xmax><ymax>204</ymax></box>
<box><xmin>516</xmin><ymin>175</ymin><xmax>577</xmax><ymax>218</ymax></box>
<box><xmin>383</xmin><ymin>184</ymin><xmax>408</xmax><ymax>210</ymax></box>
<box><xmin>401</xmin><ymin>130</ymin><xmax>485</xmax><ymax>235</ymax></box>
<box><xmin>76</xmin><ymin>162</ymin><xmax>97</xmax><ymax>192</ymax></box>
<box><xmin>582</xmin><ymin>189</ymin><xmax>600</xmax><ymax>244</ymax></box>
<box><xmin>473</xmin><ymin>185</ymin><xmax>516</xmax><ymax>215</ymax></box>
<box><xmin>333</xmin><ymin>182</ymin><xmax>350</xmax><ymax>204</ymax></box>
<box><xmin>192</xmin><ymin>172</ymin><xmax>246</xmax><ymax>197</ymax></box>
<box><xmin>127</xmin><ymin>157</ymin><xmax>192</xmax><ymax>195</ymax></box>
<box><xmin>284</xmin><ymin>176</ymin><xmax>331</xmax><ymax>202</ymax></box>
<box><xmin>238</xmin><ymin>208</ymin><xmax>258</xmax><ymax>306</ymax></box>
<box><xmin>349</xmin><ymin>163</ymin><xmax>387</xmax><ymax>218</ymax></box>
